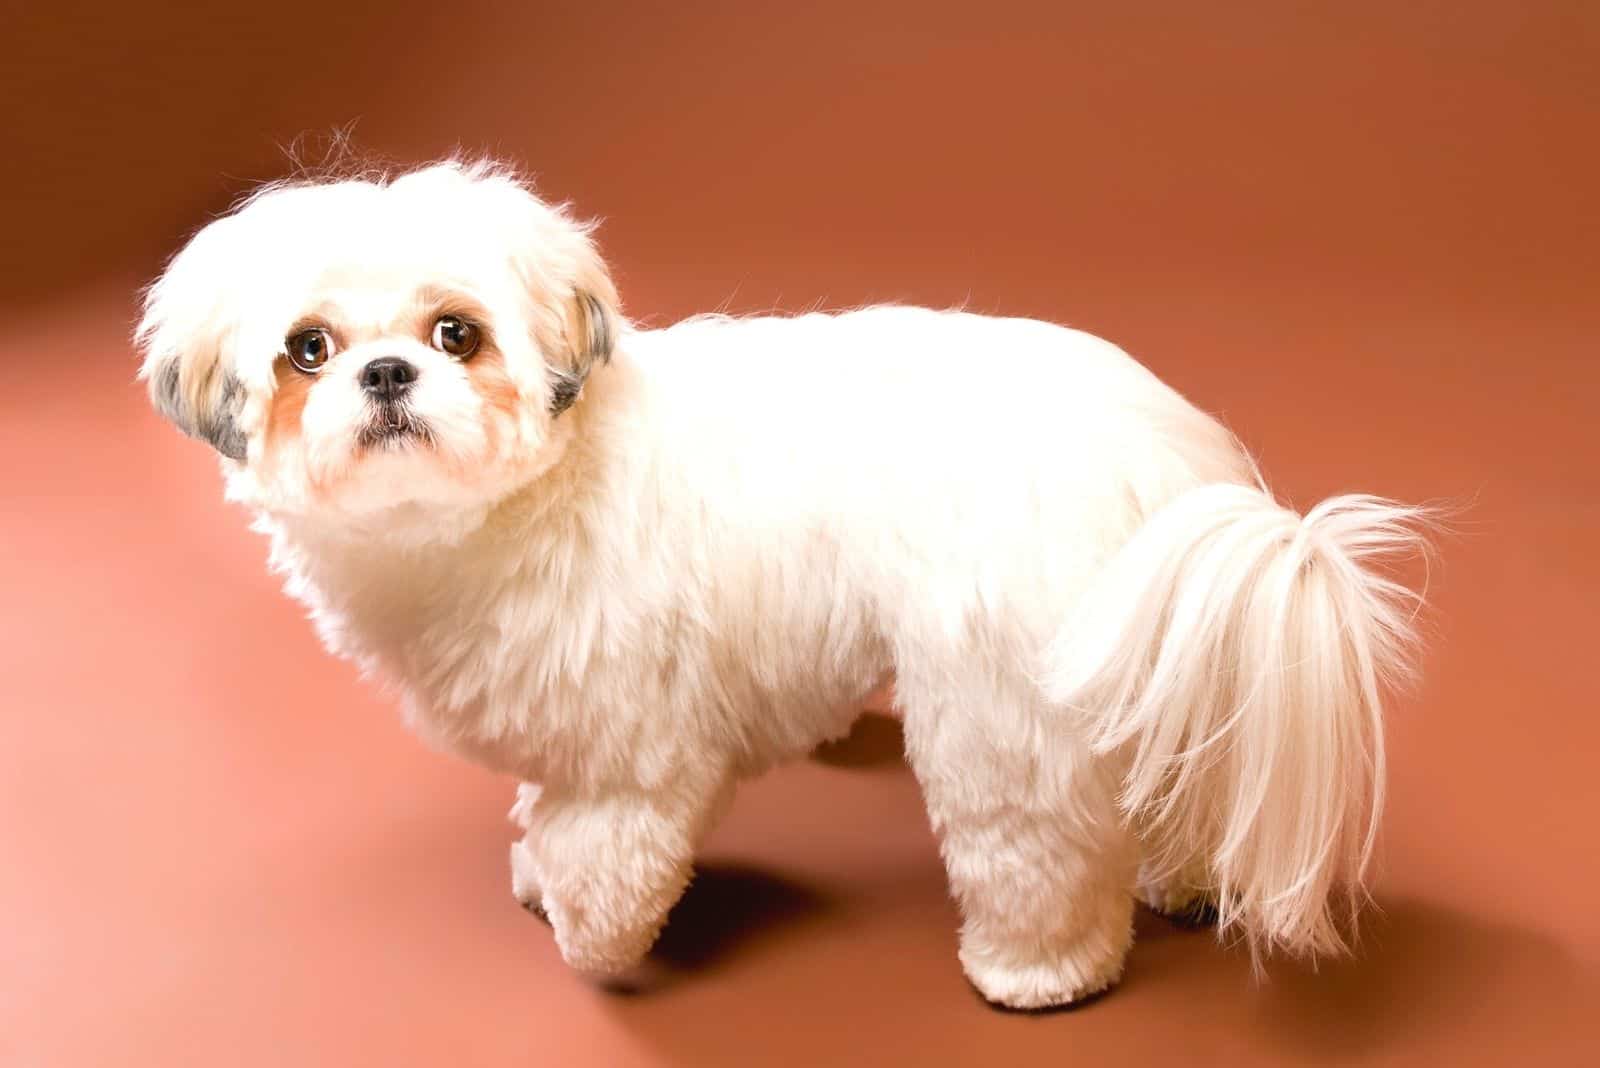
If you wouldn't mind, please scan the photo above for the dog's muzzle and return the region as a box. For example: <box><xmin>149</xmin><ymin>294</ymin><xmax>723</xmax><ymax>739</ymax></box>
<box><xmin>354</xmin><ymin>357</ymin><xmax>433</xmax><ymax>449</ymax></box>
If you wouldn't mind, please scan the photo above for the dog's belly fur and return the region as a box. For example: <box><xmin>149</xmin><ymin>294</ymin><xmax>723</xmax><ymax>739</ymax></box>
<box><xmin>269</xmin><ymin>307</ymin><xmax>1250</xmax><ymax>792</ymax></box>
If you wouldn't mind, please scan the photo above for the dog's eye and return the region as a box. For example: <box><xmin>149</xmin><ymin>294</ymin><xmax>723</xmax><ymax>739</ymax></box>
<box><xmin>431</xmin><ymin>316</ymin><xmax>480</xmax><ymax>358</ymax></box>
<box><xmin>286</xmin><ymin>328</ymin><xmax>334</xmax><ymax>374</ymax></box>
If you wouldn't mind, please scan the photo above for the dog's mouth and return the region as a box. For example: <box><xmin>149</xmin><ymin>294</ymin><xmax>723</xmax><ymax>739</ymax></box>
<box><xmin>357</xmin><ymin>403</ymin><xmax>434</xmax><ymax>451</ymax></box>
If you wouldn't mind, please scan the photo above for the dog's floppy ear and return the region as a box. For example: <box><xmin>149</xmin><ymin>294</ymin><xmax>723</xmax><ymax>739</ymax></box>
<box><xmin>548</xmin><ymin>251</ymin><xmax>621</xmax><ymax>415</ymax></box>
<box><xmin>135</xmin><ymin>223</ymin><xmax>249</xmax><ymax>461</ymax></box>
<box><xmin>144</xmin><ymin>352</ymin><xmax>248</xmax><ymax>461</ymax></box>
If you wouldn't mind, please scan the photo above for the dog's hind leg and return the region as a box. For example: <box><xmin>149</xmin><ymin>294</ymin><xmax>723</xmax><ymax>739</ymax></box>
<box><xmin>898</xmin><ymin>674</ymin><xmax>1137</xmax><ymax>1010</ymax></box>
<box><xmin>1136</xmin><ymin>853</ymin><xmax>1219</xmax><ymax>928</ymax></box>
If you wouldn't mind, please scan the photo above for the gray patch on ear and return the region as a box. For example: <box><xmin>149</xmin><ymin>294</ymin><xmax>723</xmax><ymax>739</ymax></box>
<box><xmin>548</xmin><ymin>367</ymin><xmax>585</xmax><ymax>416</ymax></box>
<box><xmin>582</xmin><ymin>292</ymin><xmax>614</xmax><ymax>364</ymax></box>
<box><xmin>546</xmin><ymin>290</ymin><xmax>615</xmax><ymax>417</ymax></box>
<box><xmin>153</xmin><ymin>361</ymin><xmax>248</xmax><ymax>460</ymax></box>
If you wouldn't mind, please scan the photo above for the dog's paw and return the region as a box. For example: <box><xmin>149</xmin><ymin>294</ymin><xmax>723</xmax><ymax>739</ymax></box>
<box><xmin>1137</xmin><ymin>859</ymin><xmax>1219</xmax><ymax>929</ymax></box>
<box><xmin>510</xmin><ymin>838</ymin><xmax>547</xmax><ymax>922</ymax></box>
<box><xmin>1138</xmin><ymin>876</ymin><xmax>1218</xmax><ymax>928</ymax></box>
<box><xmin>953</xmin><ymin>914</ymin><xmax>1132</xmax><ymax>1016</ymax></box>
<box><xmin>961</xmin><ymin>939</ymin><xmax>1127</xmax><ymax>1011</ymax></box>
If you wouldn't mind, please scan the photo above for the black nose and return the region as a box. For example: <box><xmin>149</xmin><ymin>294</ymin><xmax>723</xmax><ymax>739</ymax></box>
<box><xmin>360</xmin><ymin>357</ymin><xmax>418</xmax><ymax>402</ymax></box>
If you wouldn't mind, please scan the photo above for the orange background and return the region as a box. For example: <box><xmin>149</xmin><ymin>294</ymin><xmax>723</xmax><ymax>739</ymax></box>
<box><xmin>4</xmin><ymin>3</ymin><xmax>1597</xmax><ymax>1064</ymax></box>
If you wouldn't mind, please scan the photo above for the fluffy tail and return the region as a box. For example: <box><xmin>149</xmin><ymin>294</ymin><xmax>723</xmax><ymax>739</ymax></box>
<box><xmin>1045</xmin><ymin>484</ymin><xmax>1432</xmax><ymax>958</ymax></box>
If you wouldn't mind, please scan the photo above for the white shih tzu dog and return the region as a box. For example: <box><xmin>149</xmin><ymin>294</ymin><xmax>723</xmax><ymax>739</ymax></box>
<box><xmin>137</xmin><ymin>158</ymin><xmax>1429</xmax><ymax>1009</ymax></box>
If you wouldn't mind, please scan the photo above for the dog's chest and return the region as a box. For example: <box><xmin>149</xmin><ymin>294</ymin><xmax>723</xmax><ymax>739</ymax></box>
<box><xmin>291</xmin><ymin>540</ymin><xmax>589</xmax><ymax>762</ymax></box>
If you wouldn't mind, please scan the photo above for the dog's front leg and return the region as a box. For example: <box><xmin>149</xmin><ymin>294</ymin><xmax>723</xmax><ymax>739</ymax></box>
<box><xmin>520</xmin><ymin>777</ymin><xmax>731</xmax><ymax>978</ymax></box>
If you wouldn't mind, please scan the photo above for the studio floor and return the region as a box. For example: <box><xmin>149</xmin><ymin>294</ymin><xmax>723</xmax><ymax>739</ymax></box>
<box><xmin>5</xmin><ymin>3</ymin><xmax>1598</xmax><ymax>1065</ymax></box>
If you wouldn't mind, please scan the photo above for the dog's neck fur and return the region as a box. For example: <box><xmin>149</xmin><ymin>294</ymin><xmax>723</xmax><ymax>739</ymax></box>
<box><xmin>253</xmin><ymin>354</ymin><xmax>645</xmax><ymax>778</ymax></box>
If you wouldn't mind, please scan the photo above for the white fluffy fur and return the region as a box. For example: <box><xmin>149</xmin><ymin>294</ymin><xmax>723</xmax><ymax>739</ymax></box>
<box><xmin>137</xmin><ymin>160</ymin><xmax>1431</xmax><ymax>1008</ymax></box>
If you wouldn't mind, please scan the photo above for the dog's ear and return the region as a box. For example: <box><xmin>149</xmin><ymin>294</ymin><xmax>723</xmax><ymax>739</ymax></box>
<box><xmin>144</xmin><ymin>352</ymin><xmax>248</xmax><ymax>461</ymax></box>
<box><xmin>135</xmin><ymin>224</ymin><xmax>249</xmax><ymax>461</ymax></box>
<box><xmin>548</xmin><ymin>250</ymin><xmax>621</xmax><ymax>415</ymax></box>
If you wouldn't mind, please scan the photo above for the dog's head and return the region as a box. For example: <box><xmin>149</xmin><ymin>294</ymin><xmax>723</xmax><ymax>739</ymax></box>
<box><xmin>136</xmin><ymin>160</ymin><xmax>618</xmax><ymax>531</ymax></box>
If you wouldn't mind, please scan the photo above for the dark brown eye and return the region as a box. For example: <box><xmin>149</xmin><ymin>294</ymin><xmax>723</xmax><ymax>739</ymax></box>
<box><xmin>286</xmin><ymin>328</ymin><xmax>334</xmax><ymax>374</ymax></box>
<box><xmin>431</xmin><ymin>316</ymin><xmax>480</xmax><ymax>358</ymax></box>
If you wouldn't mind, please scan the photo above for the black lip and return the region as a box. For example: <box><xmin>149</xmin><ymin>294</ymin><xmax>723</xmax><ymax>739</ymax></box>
<box><xmin>356</xmin><ymin>404</ymin><xmax>434</xmax><ymax>450</ymax></box>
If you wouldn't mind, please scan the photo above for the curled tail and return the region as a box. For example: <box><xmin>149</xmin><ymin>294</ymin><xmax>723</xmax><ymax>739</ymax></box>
<box><xmin>1045</xmin><ymin>484</ymin><xmax>1433</xmax><ymax>958</ymax></box>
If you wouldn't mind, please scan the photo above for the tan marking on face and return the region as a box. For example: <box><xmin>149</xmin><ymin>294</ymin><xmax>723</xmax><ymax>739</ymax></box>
<box><xmin>267</xmin><ymin>354</ymin><xmax>353</xmax><ymax>504</ymax></box>
<box><xmin>267</xmin><ymin>356</ymin><xmax>315</xmax><ymax>454</ymax></box>
<box><xmin>466</xmin><ymin>345</ymin><xmax>520</xmax><ymax>424</ymax></box>
<box><xmin>448</xmin><ymin>344</ymin><xmax>521</xmax><ymax>480</ymax></box>
<box><xmin>406</xmin><ymin>287</ymin><xmax>523</xmax><ymax>475</ymax></box>
<box><xmin>415</xmin><ymin>289</ymin><xmax>518</xmax><ymax>435</ymax></box>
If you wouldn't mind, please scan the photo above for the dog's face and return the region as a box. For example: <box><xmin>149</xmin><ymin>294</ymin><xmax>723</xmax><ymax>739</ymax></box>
<box><xmin>137</xmin><ymin>161</ymin><xmax>618</xmax><ymax>530</ymax></box>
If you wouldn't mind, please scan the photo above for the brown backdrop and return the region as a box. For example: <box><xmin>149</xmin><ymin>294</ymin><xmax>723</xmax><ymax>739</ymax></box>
<box><xmin>4</xmin><ymin>3</ymin><xmax>1597</xmax><ymax>1065</ymax></box>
